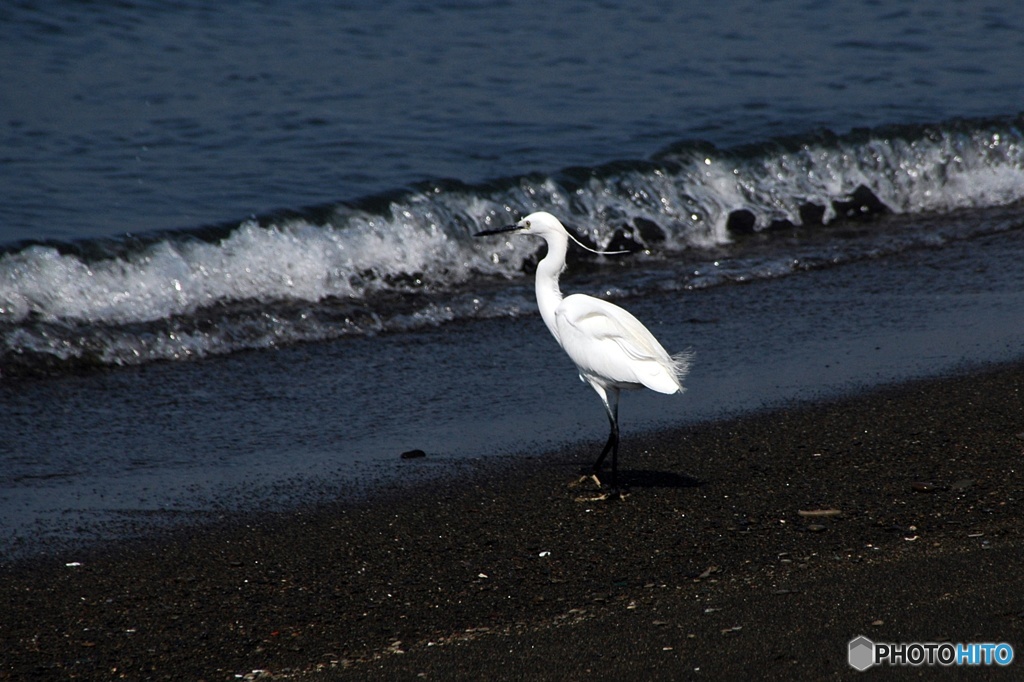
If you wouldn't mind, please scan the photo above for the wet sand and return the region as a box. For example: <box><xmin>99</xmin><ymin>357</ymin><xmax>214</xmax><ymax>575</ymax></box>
<box><xmin>3</xmin><ymin>363</ymin><xmax>1023</xmax><ymax>680</ymax></box>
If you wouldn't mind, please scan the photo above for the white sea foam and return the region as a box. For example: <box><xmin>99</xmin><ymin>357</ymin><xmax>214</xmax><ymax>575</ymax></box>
<box><xmin>2</xmin><ymin>119</ymin><xmax>1022</xmax><ymax>373</ymax></box>
<box><xmin>0</xmin><ymin>214</ymin><xmax>477</xmax><ymax>326</ymax></box>
<box><xmin>652</xmin><ymin>125</ymin><xmax>1024</xmax><ymax>236</ymax></box>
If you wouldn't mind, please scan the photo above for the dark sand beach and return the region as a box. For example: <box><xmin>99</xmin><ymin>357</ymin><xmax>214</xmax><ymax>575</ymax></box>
<box><xmin>3</xmin><ymin>362</ymin><xmax>1023</xmax><ymax>681</ymax></box>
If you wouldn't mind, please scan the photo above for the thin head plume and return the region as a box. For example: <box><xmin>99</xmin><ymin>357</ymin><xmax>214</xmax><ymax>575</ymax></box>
<box><xmin>564</xmin><ymin>228</ymin><xmax>631</xmax><ymax>256</ymax></box>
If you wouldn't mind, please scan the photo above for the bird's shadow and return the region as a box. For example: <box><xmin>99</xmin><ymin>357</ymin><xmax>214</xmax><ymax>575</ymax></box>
<box><xmin>583</xmin><ymin>468</ymin><xmax>702</xmax><ymax>490</ymax></box>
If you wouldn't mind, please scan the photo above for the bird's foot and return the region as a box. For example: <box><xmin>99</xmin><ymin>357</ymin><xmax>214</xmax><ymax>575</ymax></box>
<box><xmin>604</xmin><ymin>486</ymin><xmax>629</xmax><ymax>501</ymax></box>
<box><xmin>568</xmin><ymin>473</ymin><xmax>603</xmax><ymax>489</ymax></box>
<box><xmin>572</xmin><ymin>481</ymin><xmax>629</xmax><ymax>502</ymax></box>
<box><xmin>570</xmin><ymin>471</ymin><xmax>628</xmax><ymax>501</ymax></box>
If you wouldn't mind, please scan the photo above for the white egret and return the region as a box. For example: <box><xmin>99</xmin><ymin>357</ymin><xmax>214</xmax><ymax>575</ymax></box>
<box><xmin>476</xmin><ymin>211</ymin><xmax>690</xmax><ymax>489</ymax></box>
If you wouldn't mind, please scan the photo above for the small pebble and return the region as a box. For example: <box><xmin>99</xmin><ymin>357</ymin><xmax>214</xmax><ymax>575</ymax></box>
<box><xmin>696</xmin><ymin>565</ymin><xmax>719</xmax><ymax>580</ymax></box>
<box><xmin>911</xmin><ymin>481</ymin><xmax>937</xmax><ymax>493</ymax></box>
<box><xmin>400</xmin><ymin>449</ymin><xmax>426</xmax><ymax>459</ymax></box>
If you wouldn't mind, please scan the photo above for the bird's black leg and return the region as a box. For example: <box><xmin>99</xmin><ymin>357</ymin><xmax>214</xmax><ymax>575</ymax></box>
<box><xmin>591</xmin><ymin>393</ymin><xmax>620</xmax><ymax>488</ymax></box>
<box><xmin>592</xmin><ymin>415</ymin><xmax>618</xmax><ymax>473</ymax></box>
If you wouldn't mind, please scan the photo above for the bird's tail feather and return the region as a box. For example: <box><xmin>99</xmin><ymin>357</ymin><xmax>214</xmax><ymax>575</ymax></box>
<box><xmin>670</xmin><ymin>349</ymin><xmax>695</xmax><ymax>389</ymax></box>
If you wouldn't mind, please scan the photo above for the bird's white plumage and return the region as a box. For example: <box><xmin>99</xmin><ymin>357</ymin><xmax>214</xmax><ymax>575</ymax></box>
<box><xmin>554</xmin><ymin>293</ymin><xmax>684</xmax><ymax>395</ymax></box>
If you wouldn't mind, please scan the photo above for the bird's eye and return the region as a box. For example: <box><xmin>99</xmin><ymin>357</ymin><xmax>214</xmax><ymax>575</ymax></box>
<box><xmin>525</xmin><ymin>220</ymin><xmax>531</xmax><ymax>227</ymax></box>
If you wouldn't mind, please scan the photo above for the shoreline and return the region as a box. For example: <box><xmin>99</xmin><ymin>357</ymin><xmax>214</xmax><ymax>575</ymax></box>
<box><xmin>3</xmin><ymin>361</ymin><xmax>1023</xmax><ymax>680</ymax></box>
<box><xmin>6</xmin><ymin>224</ymin><xmax>1024</xmax><ymax>561</ymax></box>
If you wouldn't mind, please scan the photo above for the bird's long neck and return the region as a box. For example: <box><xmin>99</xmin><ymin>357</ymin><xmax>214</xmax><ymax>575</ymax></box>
<box><xmin>534</xmin><ymin>232</ymin><xmax>568</xmax><ymax>342</ymax></box>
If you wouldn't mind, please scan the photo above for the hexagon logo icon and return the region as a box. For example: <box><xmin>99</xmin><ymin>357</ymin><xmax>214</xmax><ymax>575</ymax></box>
<box><xmin>849</xmin><ymin>635</ymin><xmax>875</xmax><ymax>671</ymax></box>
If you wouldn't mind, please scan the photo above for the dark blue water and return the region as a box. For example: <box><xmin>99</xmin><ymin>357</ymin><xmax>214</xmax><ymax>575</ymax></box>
<box><xmin>2</xmin><ymin>0</ymin><xmax>1024</xmax><ymax>558</ymax></box>
<box><xmin>3</xmin><ymin>0</ymin><xmax>1022</xmax><ymax>242</ymax></box>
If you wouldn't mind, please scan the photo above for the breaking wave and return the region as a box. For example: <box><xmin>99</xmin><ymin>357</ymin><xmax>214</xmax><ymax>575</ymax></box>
<box><xmin>2</xmin><ymin>114</ymin><xmax>1023</xmax><ymax>377</ymax></box>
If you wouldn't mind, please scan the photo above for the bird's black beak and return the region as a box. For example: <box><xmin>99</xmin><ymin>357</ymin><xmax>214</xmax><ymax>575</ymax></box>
<box><xmin>474</xmin><ymin>224</ymin><xmax>521</xmax><ymax>237</ymax></box>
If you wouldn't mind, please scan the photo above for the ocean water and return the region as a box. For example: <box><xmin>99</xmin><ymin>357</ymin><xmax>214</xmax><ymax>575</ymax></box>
<box><xmin>2</xmin><ymin>0</ymin><xmax>1024</xmax><ymax>557</ymax></box>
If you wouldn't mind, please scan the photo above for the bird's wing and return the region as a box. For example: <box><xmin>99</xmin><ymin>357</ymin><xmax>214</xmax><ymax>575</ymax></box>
<box><xmin>554</xmin><ymin>294</ymin><xmax>686</xmax><ymax>394</ymax></box>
